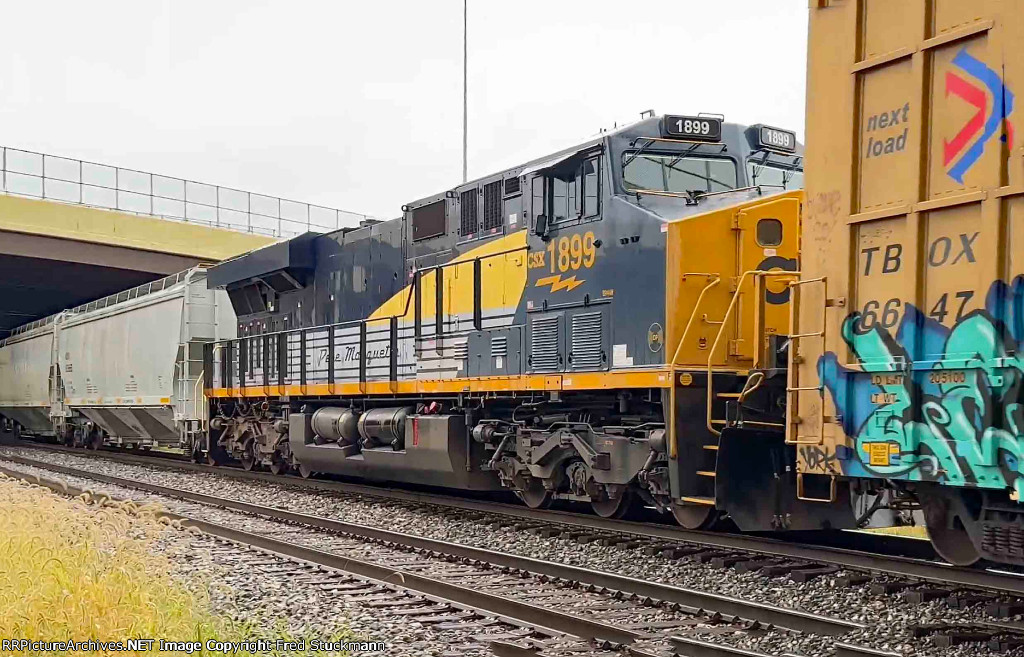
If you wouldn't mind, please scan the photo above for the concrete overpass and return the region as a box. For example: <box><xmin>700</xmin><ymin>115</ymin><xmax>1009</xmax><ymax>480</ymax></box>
<box><xmin>0</xmin><ymin>147</ymin><xmax>373</xmax><ymax>337</ymax></box>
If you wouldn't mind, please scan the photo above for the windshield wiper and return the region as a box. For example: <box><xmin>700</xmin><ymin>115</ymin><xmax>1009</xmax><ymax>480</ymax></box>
<box><xmin>662</xmin><ymin>159</ymin><xmax>735</xmax><ymax>192</ymax></box>
<box><xmin>622</xmin><ymin>138</ymin><xmax>656</xmax><ymax>169</ymax></box>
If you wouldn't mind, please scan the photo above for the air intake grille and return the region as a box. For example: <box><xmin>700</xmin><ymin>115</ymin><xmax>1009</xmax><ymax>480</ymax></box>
<box><xmin>453</xmin><ymin>338</ymin><xmax>469</xmax><ymax>360</ymax></box>
<box><xmin>570</xmin><ymin>311</ymin><xmax>603</xmax><ymax>371</ymax></box>
<box><xmin>530</xmin><ymin>315</ymin><xmax>560</xmax><ymax>372</ymax></box>
<box><xmin>504</xmin><ymin>177</ymin><xmax>521</xmax><ymax>195</ymax></box>
<box><xmin>483</xmin><ymin>181</ymin><xmax>502</xmax><ymax>230</ymax></box>
<box><xmin>460</xmin><ymin>189</ymin><xmax>478</xmax><ymax>236</ymax></box>
<box><xmin>492</xmin><ymin>335</ymin><xmax>508</xmax><ymax>357</ymax></box>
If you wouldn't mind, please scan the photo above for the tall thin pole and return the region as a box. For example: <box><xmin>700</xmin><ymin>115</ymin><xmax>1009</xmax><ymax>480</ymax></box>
<box><xmin>462</xmin><ymin>0</ymin><xmax>468</xmax><ymax>182</ymax></box>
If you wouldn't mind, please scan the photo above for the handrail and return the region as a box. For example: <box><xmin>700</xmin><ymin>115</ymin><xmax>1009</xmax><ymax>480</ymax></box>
<box><xmin>670</xmin><ymin>273</ymin><xmax>721</xmax><ymax>367</ymax></box>
<box><xmin>705</xmin><ymin>269</ymin><xmax>800</xmax><ymax>436</ymax></box>
<box><xmin>194</xmin><ymin>371</ymin><xmax>205</xmax><ymax>429</ymax></box>
<box><xmin>667</xmin><ymin>273</ymin><xmax>720</xmax><ymax>460</ymax></box>
<box><xmin>216</xmin><ymin>242</ymin><xmax>531</xmax><ymax>391</ymax></box>
<box><xmin>0</xmin><ymin>145</ymin><xmax>376</xmax><ymax>238</ymax></box>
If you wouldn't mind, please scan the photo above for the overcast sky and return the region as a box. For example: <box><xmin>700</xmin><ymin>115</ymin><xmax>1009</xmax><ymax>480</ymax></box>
<box><xmin>0</xmin><ymin>1</ymin><xmax>808</xmax><ymax>223</ymax></box>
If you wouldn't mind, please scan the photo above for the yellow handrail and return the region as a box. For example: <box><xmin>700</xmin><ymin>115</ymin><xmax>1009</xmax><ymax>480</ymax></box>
<box><xmin>667</xmin><ymin>273</ymin><xmax>721</xmax><ymax>459</ymax></box>
<box><xmin>705</xmin><ymin>269</ymin><xmax>800</xmax><ymax>436</ymax></box>
<box><xmin>670</xmin><ymin>274</ymin><xmax>722</xmax><ymax>367</ymax></box>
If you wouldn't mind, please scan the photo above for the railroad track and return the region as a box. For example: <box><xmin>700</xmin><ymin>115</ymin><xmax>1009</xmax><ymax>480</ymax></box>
<box><xmin>0</xmin><ymin>460</ymin><xmax>861</xmax><ymax>657</ymax></box>
<box><xmin>662</xmin><ymin>620</ymin><xmax>1024</xmax><ymax>657</ymax></box>
<box><xmin>7</xmin><ymin>442</ymin><xmax>1024</xmax><ymax>603</ymax></box>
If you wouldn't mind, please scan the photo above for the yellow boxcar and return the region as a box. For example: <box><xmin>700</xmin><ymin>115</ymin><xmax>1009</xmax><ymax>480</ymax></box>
<box><xmin>794</xmin><ymin>0</ymin><xmax>1024</xmax><ymax>566</ymax></box>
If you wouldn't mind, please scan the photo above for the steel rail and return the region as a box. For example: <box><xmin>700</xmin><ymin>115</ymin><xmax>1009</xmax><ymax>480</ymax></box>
<box><xmin>0</xmin><ymin>464</ymin><xmax>634</xmax><ymax>646</ymax></box>
<box><xmin>0</xmin><ymin>455</ymin><xmax>860</xmax><ymax>637</ymax></box>
<box><xmin>9</xmin><ymin>442</ymin><xmax>1024</xmax><ymax>597</ymax></box>
<box><xmin>669</xmin><ymin>637</ymin><xmax>902</xmax><ymax>657</ymax></box>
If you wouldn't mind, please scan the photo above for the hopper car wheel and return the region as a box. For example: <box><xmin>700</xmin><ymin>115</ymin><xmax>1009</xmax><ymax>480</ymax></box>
<box><xmin>671</xmin><ymin>502</ymin><xmax>717</xmax><ymax>530</ymax></box>
<box><xmin>921</xmin><ymin>492</ymin><xmax>981</xmax><ymax>567</ymax></box>
<box><xmin>591</xmin><ymin>489</ymin><xmax>636</xmax><ymax>519</ymax></box>
<box><xmin>516</xmin><ymin>477</ymin><xmax>552</xmax><ymax>509</ymax></box>
<box><xmin>297</xmin><ymin>462</ymin><xmax>315</xmax><ymax>479</ymax></box>
<box><xmin>269</xmin><ymin>458</ymin><xmax>287</xmax><ymax>476</ymax></box>
<box><xmin>88</xmin><ymin>433</ymin><xmax>103</xmax><ymax>451</ymax></box>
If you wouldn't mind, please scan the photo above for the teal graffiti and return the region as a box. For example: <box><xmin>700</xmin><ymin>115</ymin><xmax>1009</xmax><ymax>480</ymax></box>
<box><xmin>818</xmin><ymin>277</ymin><xmax>1024</xmax><ymax>500</ymax></box>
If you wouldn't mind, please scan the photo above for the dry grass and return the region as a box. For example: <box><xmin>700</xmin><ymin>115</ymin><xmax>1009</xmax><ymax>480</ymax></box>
<box><xmin>0</xmin><ymin>474</ymin><xmax>350</xmax><ymax>656</ymax></box>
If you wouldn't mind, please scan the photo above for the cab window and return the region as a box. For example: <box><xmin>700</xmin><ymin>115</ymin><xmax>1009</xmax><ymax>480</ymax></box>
<box><xmin>747</xmin><ymin>162</ymin><xmax>804</xmax><ymax>190</ymax></box>
<box><xmin>549</xmin><ymin>155</ymin><xmax>601</xmax><ymax>225</ymax></box>
<box><xmin>622</xmin><ymin>154</ymin><xmax>736</xmax><ymax>194</ymax></box>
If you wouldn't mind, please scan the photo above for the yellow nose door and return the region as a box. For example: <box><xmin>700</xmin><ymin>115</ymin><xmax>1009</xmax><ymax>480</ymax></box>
<box><xmin>732</xmin><ymin>194</ymin><xmax>801</xmax><ymax>365</ymax></box>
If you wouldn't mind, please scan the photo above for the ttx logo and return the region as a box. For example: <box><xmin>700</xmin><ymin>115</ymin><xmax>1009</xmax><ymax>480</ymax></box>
<box><xmin>944</xmin><ymin>48</ymin><xmax>1015</xmax><ymax>183</ymax></box>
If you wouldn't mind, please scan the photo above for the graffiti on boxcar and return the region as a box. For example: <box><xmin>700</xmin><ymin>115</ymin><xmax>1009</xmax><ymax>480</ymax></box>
<box><xmin>799</xmin><ymin>444</ymin><xmax>838</xmax><ymax>473</ymax></box>
<box><xmin>816</xmin><ymin>276</ymin><xmax>1024</xmax><ymax>500</ymax></box>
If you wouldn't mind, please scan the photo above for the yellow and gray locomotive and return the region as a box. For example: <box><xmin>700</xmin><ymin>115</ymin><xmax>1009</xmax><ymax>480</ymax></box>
<box><xmin>203</xmin><ymin>114</ymin><xmax>850</xmax><ymax>529</ymax></box>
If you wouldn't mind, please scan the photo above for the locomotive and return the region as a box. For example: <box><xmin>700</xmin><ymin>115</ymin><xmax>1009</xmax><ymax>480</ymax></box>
<box><xmin>200</xmin><ymin>113</ymin><xmax>848</xmax><ymax>531</ymax></box>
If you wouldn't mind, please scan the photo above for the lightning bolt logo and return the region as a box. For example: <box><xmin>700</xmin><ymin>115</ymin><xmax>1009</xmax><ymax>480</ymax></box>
<box><xmin>535</xmin><ymin>274</ymin><xmax>585</xmax><ymax>293</ymax></box>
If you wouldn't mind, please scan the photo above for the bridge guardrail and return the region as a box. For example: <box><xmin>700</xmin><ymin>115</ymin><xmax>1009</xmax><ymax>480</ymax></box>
<box><xmin>0</xmin><ymin>146</ymin><xmax>375</xmax><ymax>238</ymax></box>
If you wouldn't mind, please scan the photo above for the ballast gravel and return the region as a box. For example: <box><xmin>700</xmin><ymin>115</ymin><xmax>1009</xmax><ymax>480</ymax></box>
<box><xmin>3</xmin><ymin>447</ymin><xmax>1024</xmax><ymax>657</ymax></box>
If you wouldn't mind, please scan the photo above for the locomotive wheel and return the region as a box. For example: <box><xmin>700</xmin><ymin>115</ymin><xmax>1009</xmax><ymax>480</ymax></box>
<box><xmin>240</xmin><ymin>444</ymin><xmax>257</xmax><ymax>472</ymax></box>
<box><xmin>921</xmin><ymin>493</ymin><xmax>981</xmax><ymax>566</ymax></box>
<box><xmin>671</xmin><ymin>502</ymin><xmax>717</xmax><ymax>530</ymax></box>
<box><xmin>517</xmin><ymin>478</ymin><xmax>552</xmax><ymax>509</ymax></box>
<box><xmin>297</xmin><ymin>462</ymin><xmax>315</xmax><ymax>479</ymax></box>
<box><xmin>591</xmin><ymin>490</ymin><xmax>636</xmax><ymax>519</ymax></box>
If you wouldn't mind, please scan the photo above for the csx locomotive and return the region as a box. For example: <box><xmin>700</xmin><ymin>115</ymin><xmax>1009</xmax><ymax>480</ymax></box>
<box><xmin>200</xmin><ymin>113</ymin><xmax>849</xmax><ymax>531</ymax></box>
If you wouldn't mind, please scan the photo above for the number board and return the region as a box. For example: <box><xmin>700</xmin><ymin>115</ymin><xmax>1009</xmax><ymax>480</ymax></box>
<box><xmin>757</xmin><ymin>125</ymin><xmax>797</xmax><ymax>152</ymax></box>
<box><xmin>663</xmin><ymin>115</ymin><xmax>722</xmax><ymax>142</ymax></box>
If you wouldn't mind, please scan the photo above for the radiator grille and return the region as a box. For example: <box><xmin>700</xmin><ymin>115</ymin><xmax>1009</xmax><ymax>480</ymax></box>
<box><xmin>570</xmin><ymin>311</ymin><xmax>603</xmax><ymax>371</ymax></box>
<box><xmin>530</xmin><ymin>315</ymin><xmax>560</xmax><ymax>372</ymax></box>
<box><xmin>483</xmin><ymin>181</ymin><xmax>502</xmax><ymax>230</ymax></box>
<box><xmin>504</xmin><ymin>177</ymin><xmax>521</xmax><ymax>195</ymax></box>
<box><xmin>492</xmin><ymin>335</ymin><xmax>508</xmax><ymax>357</ymax></box>
<box><xmin>460</xmin><ymin>189</ymin><xmax>478</xmax><ymax>235</ymax></box>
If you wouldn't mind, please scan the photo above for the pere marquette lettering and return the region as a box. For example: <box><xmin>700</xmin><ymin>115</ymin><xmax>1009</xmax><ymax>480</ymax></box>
<box><xmin>856</xmin><ymin>231</ymin><xmax>980</xmax><ymax>330</ymax></box>
<box><xmin>864</xmin><ymin>103</ymin><xmax>910</xmax><ymax>158</ymax></box>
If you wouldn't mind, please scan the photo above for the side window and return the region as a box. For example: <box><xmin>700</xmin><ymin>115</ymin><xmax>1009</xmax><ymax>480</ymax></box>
<box><xmin>551</xmin><ymin>176</ymin><xmax>569</xmax><ymax>222</ymax></box>
<box><xmin>531</xmin><ymin>176</ymin><xmax>545</xmax><ymax>228</ymax></box>
<box><xmin>583</xmin><ymin>157</ymin><xmax>600</xmax><ymax>217</ymax></box>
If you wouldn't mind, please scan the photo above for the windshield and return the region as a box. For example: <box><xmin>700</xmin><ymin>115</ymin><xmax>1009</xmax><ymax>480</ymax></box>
<box><xmin>622</xmin><ymin>153</ymin><xmax>737</xmax><ymax>194</ymax></box>
<box><xmin>746</xmin><ymin>162</ymin><xmax>804</xmax><ymax>190</ymax></box>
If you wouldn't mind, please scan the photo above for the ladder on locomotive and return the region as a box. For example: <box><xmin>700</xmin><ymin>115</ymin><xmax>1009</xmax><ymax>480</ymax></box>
<box><xmin>681</xmin><ymin>270</ymin><xmax>803</xmax><ymax>504</ymax></box>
